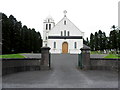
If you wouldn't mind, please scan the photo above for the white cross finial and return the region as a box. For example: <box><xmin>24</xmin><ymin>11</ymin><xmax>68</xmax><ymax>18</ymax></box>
<box><xmin>63</xmin><ymin>10</ymin><xmax>67</xmax><ymax>17</ymax></box>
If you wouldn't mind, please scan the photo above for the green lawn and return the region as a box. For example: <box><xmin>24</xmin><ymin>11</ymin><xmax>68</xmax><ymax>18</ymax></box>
<box><xmin>104</xmin><ymin>54</ymin><xmax>120</xmax><ymax>59</ymax></box>
<box><xmin>0</xmin><ymin>54</ymin><xmax>25</xmax><ymax>58</ymax></box>
<box><xmin>90</xmin><ymin>51</ymin><xmax>103</xmax><ymax>54</ymax></box>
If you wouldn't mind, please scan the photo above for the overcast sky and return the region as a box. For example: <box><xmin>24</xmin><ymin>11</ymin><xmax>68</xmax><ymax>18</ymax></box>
<box><xmin>0</xmin><ymin>0</ymin><xmax>119</xmax><ymax>39</ymax></box>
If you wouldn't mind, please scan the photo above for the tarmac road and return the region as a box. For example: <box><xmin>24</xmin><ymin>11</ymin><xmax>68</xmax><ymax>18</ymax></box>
<box><xmin>2</xmin><ymin>54</ymin><xmax>118</xmax><ymax>88</ymax></box>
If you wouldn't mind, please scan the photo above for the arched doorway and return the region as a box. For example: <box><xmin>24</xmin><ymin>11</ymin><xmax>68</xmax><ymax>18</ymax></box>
<box><xmin>62</xmin><ymin>42</ymin><xmax>68</xmax><ymax>53</ymax></box>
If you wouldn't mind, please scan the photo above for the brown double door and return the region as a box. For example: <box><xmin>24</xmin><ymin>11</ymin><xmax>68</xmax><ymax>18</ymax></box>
<box><xmin>62</xmin><ymin>42</ymin><xmax>68</xmax><ymax>53</ymax></box>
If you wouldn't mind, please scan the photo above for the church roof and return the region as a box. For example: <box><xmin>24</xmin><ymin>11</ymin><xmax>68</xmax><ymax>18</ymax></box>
<box><xmin>48</xmin><ymin>11</ymin><xmax>84</xmax><ymax>36</ymax></box>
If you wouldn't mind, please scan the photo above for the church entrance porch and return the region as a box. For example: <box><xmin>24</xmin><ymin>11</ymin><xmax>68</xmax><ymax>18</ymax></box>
<box><xmin>62</xmin><ymin>42</ymin><xmax>68</xmax><ymax>53</ymax></box>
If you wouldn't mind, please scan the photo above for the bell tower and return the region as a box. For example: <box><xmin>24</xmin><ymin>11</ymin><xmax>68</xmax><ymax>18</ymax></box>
<box><xmin>43</xmin><ymin>15</ymin><xmax>55</xmax><ymax>47</ymax></box>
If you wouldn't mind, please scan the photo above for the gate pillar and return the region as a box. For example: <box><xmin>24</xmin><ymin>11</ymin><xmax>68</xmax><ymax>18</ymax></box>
<box><xmin>41</xmin><ymin>47</ymin><xmax>51</xmax><ymax>70</ymax></box>
<box><xmin>80</xmin><ymin>45</ymin><xmax>91</xmax><ymax>70</ymax></box>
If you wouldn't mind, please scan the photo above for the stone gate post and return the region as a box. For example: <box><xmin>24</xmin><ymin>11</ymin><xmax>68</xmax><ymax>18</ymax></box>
<box><xmin>41</xmin><ymin>47</ymin><xmax>51</xmax><ymax>70</ymax></box>
<box><xmin>80</xmin><ymin>45</ymin><xmax>90</xmax><ymax>70</ymax></box>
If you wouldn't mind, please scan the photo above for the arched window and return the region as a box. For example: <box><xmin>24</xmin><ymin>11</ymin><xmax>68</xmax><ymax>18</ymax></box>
<box><xmin>64</xmin><ymin>30</ymin><xmax>66</xmax><ymax>36</ymax></box>
<box><xmin>45</xmin><ymin>44</ymin><xmax>47</xmax><ymax>47</ymax></box>
<box><xmin>61</xmin><ymin>31</ymin><xmax>63</xmax><ymax>36</ymax></box>
<box><xmin>54</xmin><ymin>42</ymin><xmax>56</xmax><ymax>48</ymax></box>
<box><xmin>64</xmin><ymin>20</ymin><xmax>66</xmax><ymax>25</ymax></box>
<box><xmin>46</xmin><ymin>24</ymin><xmax>48</xmax><ymax>30</ymax></box>
<box><xmin>74</xmin><ymin>42</ymin><xmax>77</xmax><ymax>49</ymax></box>
<box><xmin>46</xmin><ymin>37</ymin><xmax>47</xmax><ymax>40</ymax></box>
<box><xmin>49</xmin><ymin>24</ymin><xmax>51</xmax><ymax>30</ymax></box>
<box><xmin>68</xmin><ymin>31</ymin><xmax>70</xmax><ymax>36</ymax></box>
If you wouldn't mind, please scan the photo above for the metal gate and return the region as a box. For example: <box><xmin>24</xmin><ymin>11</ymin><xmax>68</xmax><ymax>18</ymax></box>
<box><xmin>78</xmin><ymin>53</ymin><xmax>83</xmax><ymax>69</ymax></box>
<box><xmin>49</xmin><ymin>53</ymin><xmax>51</xmax><ymax>69</ymax></box>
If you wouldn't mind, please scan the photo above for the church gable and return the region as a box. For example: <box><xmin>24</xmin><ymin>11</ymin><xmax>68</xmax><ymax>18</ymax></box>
<box><xmin>43</xmin><ymin>11</ymin><xmax>84</xmax><ymax>54</ymax></box>
<box><xmin>48</xmin><ymin>16</ymin><xmax>84</xmax><ymax>37</ymax></box>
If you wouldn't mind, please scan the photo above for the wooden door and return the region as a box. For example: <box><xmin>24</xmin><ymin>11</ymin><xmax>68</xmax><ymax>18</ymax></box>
<box><xmin>62</xmin><ymin>42</ymin><xmax>68</xmax><ymax>53</ymax></box>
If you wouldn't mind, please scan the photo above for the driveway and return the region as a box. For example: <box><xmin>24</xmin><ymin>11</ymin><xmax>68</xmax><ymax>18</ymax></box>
<box><xmin>2</xmin><ymin>54</ymin><xmax>118</xmax><ymax>88</ymax></box>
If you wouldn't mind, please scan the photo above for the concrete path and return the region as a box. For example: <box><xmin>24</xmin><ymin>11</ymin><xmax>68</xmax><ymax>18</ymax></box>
<box><xmin>21</xmin><ymin>53</ymin><xmax>107</xmax><ymax>59</ymax></box>
<box><xmin>2</xmin><ymin>54</ymin><xmax>118</xmax><ymax>88</ymax></box>
<box><xmin>90</xmin><ymin>54</ymin><xmax>108</xmax><ymax>58</ymax></box>
<box><xmin>21</xmin><ymin>53</ymin><xmax>41</xmax><ymax>58</ymax></box>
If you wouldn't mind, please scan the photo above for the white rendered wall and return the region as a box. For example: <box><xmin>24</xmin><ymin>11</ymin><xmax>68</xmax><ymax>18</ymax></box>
<box><xmin>48</xmin><ymin>39</ymin><xmax>83</xmax><ymax>54</ymax></box>
<box><xmin>48</xmin><ymin>17</ymin><xmax>84</xmax><ymax>37</ymax></box>
<box><xmin>43</xmin><ymin>15</ymin><xmax>84</xmax><ymax>54</ymax></box>
<box><xmin>43</xmin><ymin>16</ymin><xmax>55</xmax><ymax>47</ymax></box>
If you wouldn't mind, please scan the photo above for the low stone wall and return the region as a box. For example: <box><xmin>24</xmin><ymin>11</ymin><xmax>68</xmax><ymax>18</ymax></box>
<box><xmin>90</xmin><ymin>58</ymin><xmax>119</xmax><ymax>71</ymax></box>
<box><xmin>2</xmin><ymin>58</ymin><xmax>41</xmax><ymax>75</ymax></box>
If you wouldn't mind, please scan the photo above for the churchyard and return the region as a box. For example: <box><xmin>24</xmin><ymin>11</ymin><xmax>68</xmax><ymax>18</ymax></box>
<box><xmin>1</xmin><ymin>10</ymin><xmax>120</xmax><ymax>89</ymax></box>
<box><xmin>90</xmin><ymin>51</ymin><xmax>120</xmax><ymax>59</ymax></box>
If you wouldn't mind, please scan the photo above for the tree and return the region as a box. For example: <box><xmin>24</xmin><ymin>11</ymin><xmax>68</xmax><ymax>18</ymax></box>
<box><xmin>89</xmin><ymin>25</ymin><xmax>119</xmax><ymax>52</ymax></box>
<box><xmin>109</xmin><ymin>30</ymin><xmax>117</xmax><ymax>51</ymax></box>
<box><xmin>2</xmin><ymin>13</ymin><xmax>11</xmax><ymax>54</ymax></box>
<box><xmin>97</xmin><ymin>30</ymin><xmax>107</xmax><ymax>51</ymax></box>
<box><xmin>102</xmin><ymin>32</ymin><xmax>107</xmax><ymax>51</ymax></box>
<box><xmin>83</xmin><ymin>37</ymin><xmax>89</xmax><ymax>47</ymax></box>
<box><xmin>117</xmin><ymin>29</ymin><xmax>120</xmax><ymax>51</ymax></box>
<box><xmin>106</xmin><ymin>37</ymin><xmax>110</xmax><ymax>50</ymax></box>
<box><xmin>98</xmin><ymin>30</ymin><xmax>102</xmax><ymax>50</ymax></box>
<box><xmin>90</xmin><ymin>33</ymin><xmax>95</xmax><ymax>50</ymax></box>
<box><xmin>2</xmin><ymin>13</ymin><xmax>42</xmax><ymax>54</ymax></box>
<box><xmin>94</xmin><ymin>32</ymin><xmax>99</xmax><ymax>51</ymax></box>
<box><xmin>111</xmin><ymin>25</ymin><xmax>116</xmax><ymax>30</ymax></box>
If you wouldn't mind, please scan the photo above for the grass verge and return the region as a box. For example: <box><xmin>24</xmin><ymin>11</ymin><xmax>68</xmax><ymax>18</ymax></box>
<box><xmin>104</xmin><ymin>54</ymin><xmax>120</xmax><ymax>59</ymax></box>
<box><xmin>90</xmin><ymin>51</ymin><xmax>103</xmax><ymax>54</ymax></box>
<box><xmin>0</xmin><ymin>54</ymin><xmax>25</xmax><ymax>58</ymax></box>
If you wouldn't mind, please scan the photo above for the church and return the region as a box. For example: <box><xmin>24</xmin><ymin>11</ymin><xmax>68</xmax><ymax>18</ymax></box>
<box><xmin>43</xmin><ymin>10</ymin><xmax>84</xmax><ymax>54</ymax></box>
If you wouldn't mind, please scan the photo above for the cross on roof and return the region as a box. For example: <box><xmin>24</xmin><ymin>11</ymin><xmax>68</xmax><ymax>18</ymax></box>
<box><xmin>63</xmin><ymin>10</ymin><xmax>67</xmax><ymax>17</ymax></box>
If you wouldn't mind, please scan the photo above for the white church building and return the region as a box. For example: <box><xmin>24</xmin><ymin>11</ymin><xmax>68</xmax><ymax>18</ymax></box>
<box><xmin>43</xmin><ymin>10</ymin><xmax>84</xmax><ymax>54</ymax></box>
